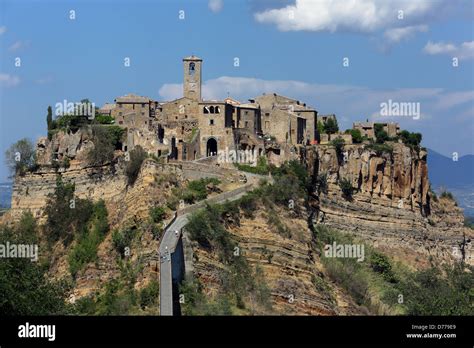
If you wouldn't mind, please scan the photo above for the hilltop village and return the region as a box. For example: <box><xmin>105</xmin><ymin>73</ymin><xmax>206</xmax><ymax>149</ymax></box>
<box><xmin>75</xmin><ymin>55</ymin><xmax>400</xmax><ymax>166</ymax></box>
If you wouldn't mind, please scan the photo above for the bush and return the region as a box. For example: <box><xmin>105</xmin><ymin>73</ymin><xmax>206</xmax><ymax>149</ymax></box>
<box><xmin>4</xmin><ymin>138</ymin><xmax>37</xmax><ymax>176</ymax></box>
<box><xmin>399</xmin><ymin>130</ymin><xmax>422</xmax><ymax>148</ymax></box>
<box><xmin>68</xmin><ymin>200</ymin><xmax>109</xmax><ymax>276</ymax></box>
<box><xmin>324</xmin><ymin>118</ymin><xmax>339</xmax><ymax>134</ymax></box>
<box><xmin>112</xmin><ymin>228</ymin><xmax>135</xmax><ymax>257</ymax></box>
<box><xmin>139</xmin><ymin>280</ymin><xmax>159</xmax><ymax>309</ymax></box>
<box><xmin>44</xmin><ymin>177</ymin><xmax>94</xmax><ymax>246</ymax></box>
<box><xmin>369</xmin><ymin>252</ymin><xmax>396</xmax><ymax>283</ymax></box>
<box><xmin>0</xmin><ymin>218</ymin><xmax>70</xmax><ymax>315</ymax></box>
<box><xmin>373</xmin><ymin>124</ymin><xmax>387</xmax><ymax>144</ymax></box>
<box><xmin>395</xmin><ymin>264</ymin><xmax>473</xmax><ymax>315</ymax></box>
<box><xmin>440</xmin><ymin>190</ymin><xmax>454</xmax><ymax>200</ymax></box>
<box><xmin>365</xmin><ymin>142</ymin><xmax>393</xmax><ymax>155</ymax></box>
<box><xmin>339</xmin><ymin>178</ymin><xmax>354</xmax><ymax>199</ymax></box>
<box><xmin>94</xmin><ymin>114</ymin><xmax>115</xmax><ymax>124</ymax></box>
<box><xmin>125</xmin><ymin>146</ymin><xmax>147</xmax><ymax>185</ymax></box>
<box><xmin>234</xmin><ymin>156</ymin><xmax>270</xmax><ymax>175</ymax></box>
<box><xmin>330</xmin><ymin>137</ymin><xmax>345</xmax><ymax>158</ymax></box>
<box><xmin>349</xmin><ymin>129</ymin><xmax>363</xmax><ymax>143</ymax></box>
<box><xmin>87</xmin><ymin>126</ymin><xmax>115</xmax><ymax>166</ymax></box>
<box><xmin>149</xmin><ymin>206</ymin><xmax>166</xmax><ymax>223</ymax></box>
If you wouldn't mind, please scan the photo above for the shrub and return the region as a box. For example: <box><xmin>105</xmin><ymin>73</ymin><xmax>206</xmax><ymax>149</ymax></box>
<box><xmin>365</xmin><ymin>142</ymin><xmax>393</xmax><ymax>155</ymax></box>
<box><xmin>94</xmin><ymin>114</ymin><xmax>115</xmax><ymax>124</ymax></box>
<box><xmin>125</xmin><ymin>146</ymin><xmax>147</xmax><ymax>185</ymax></box>
<box><xmin>234</xmin><ymin>156</ymin><xmax>270</xmax><ymax>175</ymax></box>
<box><xmin>149</xmin><ymin>206</ymin><xmax>166</xmax><ymax>223</ymax></box>
<box><xmin>369</xmin><ymin>252</ymin><xmax>396</xmax><ymax>283</ymax></box>
<box><xmin>4</xmin><ymin>138</ymin><xmax>37</xmax><ymax>176</ymax></box>
<box><xmin>339</xmin><ymin>178</ymin><xmax>354</xmax><ymax>199</ymax></box>
<box><xmin>139</xmin><ymin>280</ymin><xmax>159</xmax><ymax>309</ymax></box>
<box><xmin>395</xmin><ymin>264</ymin><xmax>473</xmax><ymax>315</ymax></box>
<box><xmin>349</xmin><ymin>129</ymin><xmax>363</xmax><ymax>143</ymax></box>
<box><xmin>324</xmin><ymin>118</ymin><xmax>339</xmax><ymax>134</ymax></box>
<box><xmin>87</xmin><ymin>125</ymin><xmax>115</xmax><ymax>166</ymax></box>
<box><xmin>330</xmin><ymin>137</ymin><xmax>345</xmax><ymax>158</ymax></box>
<box><xmin>68</xmin><ymin>200</ymin><xmax>109</xmax><ymax>276</ymax></box>
<box><xmin>0</xmin><ymin>220</ymin><xmax>70</xmax><ymax>315</ymax></box>
<box><xmin>399</xmin><ymin>130</ymin><xmax>422</xmax><ymax>148</ymax></box>
<box><xmin>112</xmin><ymin>228</ymin><xmax>135</xmax><ymax>257</ymax></box>
<box><xmin>440</xmin><ymin>190</ymin><xmax>454</xmax><ymax>200</ymax></box>
<box><xmin>44</xmin><ymin>177</ymin><xmax>94</xmax><ymax>246</ymax></box>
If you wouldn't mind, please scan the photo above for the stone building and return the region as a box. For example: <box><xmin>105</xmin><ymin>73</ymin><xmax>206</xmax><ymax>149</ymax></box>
<box><xmin>353</xmin><ymin>122</ymin><xmax>400</xmax><ymax>140</ymax></box>
<box><xmin>101</xmin><ymin>56</ymin><xmax>320</xmax><ymax>165</ymax></box>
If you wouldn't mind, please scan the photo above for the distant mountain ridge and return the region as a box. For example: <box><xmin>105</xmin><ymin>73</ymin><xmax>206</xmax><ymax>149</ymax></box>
<box><xmin>427</xmin><ymin>149</ymin><xmax>474</xmax><ymax>217</ymax></box>
<box><xmin>427</xmin><ymin>149</ymin><xmax>474</xmax><ymax>188</ymax></box>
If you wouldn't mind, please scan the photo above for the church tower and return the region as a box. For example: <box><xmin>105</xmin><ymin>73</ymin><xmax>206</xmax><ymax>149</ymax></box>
<box><xmin>183</xmin><ymin>56</ymin><xmax>202</xmax><ymax>101</ymax></box>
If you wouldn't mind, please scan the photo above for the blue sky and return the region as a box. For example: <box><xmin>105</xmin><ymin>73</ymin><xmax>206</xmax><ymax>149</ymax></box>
<box><xmin>0</xmin><ymin>0</ymin><xmax>473</xmax><ymax>181</ymax></box>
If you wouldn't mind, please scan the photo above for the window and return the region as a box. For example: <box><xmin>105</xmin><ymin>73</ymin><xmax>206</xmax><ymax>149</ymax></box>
<box><xmin>210</xmin><ymin>119</ymin><xmax>214</xmax><ymax>125</ymax></box>
<box><xmin>245</xmin><ymin>121</ymin><xmax>249</xmax><ymax>128</ymax></box>
<box><xmin>244</xmin><ymin>111</ymin><xmax>249</xmax><ymax>115</ymax></box>
<box><xmin>189</xmin><ymin>62</ymin><xmax>195</xmax><ymax>75</ymax></box>
<box><xmin>215</xmin><ymin>106</ymin><xmax>220</xmax><ymax>113</ymax></box>
<box><xmin>204</xmin><ymin>106</ymin><xmax>209</xmax><ymax>114</ymax></box>
<box><xmin>265</xmin><ymin>112</ymin><xmax>270</xmax><ymax>116</ymax></box>
<box><xmin>209</xmin><ymin>106</ymin><xmax>215</xmax><ymax>114</ymax></box>
<box><xmin>142</xmin><ymin>103</ymin><xmax>146</xmax><ymax>108</ymax></box>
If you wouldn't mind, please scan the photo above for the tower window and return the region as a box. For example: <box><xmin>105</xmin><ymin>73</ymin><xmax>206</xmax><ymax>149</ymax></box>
<box><xmin>210</xmin><ymin>119</ymin><xmax>214</xmax><ymax>125</ymax></box>
<box><xmin>189</xmin><ymin>62</ymin><xmax>195</xmax><ymax>75</ymax></box>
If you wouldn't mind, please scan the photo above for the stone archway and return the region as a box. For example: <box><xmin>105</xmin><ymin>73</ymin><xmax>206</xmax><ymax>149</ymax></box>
<box><xmin>206</xmin><ymin>138</ymin><xmax>218</xmax><ymax>157</ymax></box>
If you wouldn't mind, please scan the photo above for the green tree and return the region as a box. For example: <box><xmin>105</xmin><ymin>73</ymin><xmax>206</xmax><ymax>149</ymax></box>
<box><xmin>46</xmin><ymin>106</ymin><xmax>53</xmax><ymax>130</ymax></box>
<box><xmin>4</xmin><ymin>138</ymin><xmax>37</xmax><ymax>176</ymax></box>
<box><xmin>0</xmin><ymin>214</ymin><xmax>70</xmax><ymax>315</ymax></box>
<box><xmin>87</xmin><ymin>125</ymin><xmax>116</xmax><ymax>166</ymax></box>
<box><xmin>349</xmin><ymin>129</ymin><xmax>363</xmax><ymax>143</ymax></box>
<box><xmin>324</xmin><ymin>118</ymin><xmax>339</xmax><ymax>134</ymax></box>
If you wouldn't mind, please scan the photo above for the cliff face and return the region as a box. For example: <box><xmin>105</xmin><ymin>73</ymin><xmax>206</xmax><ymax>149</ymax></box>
<box><xmin>3</xmin><ymin>130</ymin><xmax>472</xmax><ymax>313</ymax></box>
<box><xmin>187</xmin><ymin>203</ymin><xmax>364</xmax><ymax>315</ymax></box>
<box><xmin>305</xmin><ymin>142</ymin><xmax>472</xmax><ymax>268</ymax></box>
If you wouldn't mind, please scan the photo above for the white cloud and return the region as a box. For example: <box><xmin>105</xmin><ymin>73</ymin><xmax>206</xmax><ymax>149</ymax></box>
<box><xmin>423</xmin><ymin>40</ymin><xmax>474</xmax><ymax>60</ymax></box>
<box><xmin>159</xmin><ymin>75</ymin><xmax>472</xmax><ymax>156</ymax></box>
<box><xmin>208</xmin><ymin>0</ymin><xmax>223</xmax><ymax>13</ymax></box>
<box><xmin>254</xmin><ymin>0</ymin><xmax>440</xmax><ymax>33</ymax></box>
<box><xmin>384</xmin><ymin>25</ymin><xmax>428</xmax><ymax>43</ymax></box>
<box><xmin>8</xmin><ymin>40</ymin><xmax>29</xmax><ymax>52</ymax></box>
<box><xmin>0</xmin><ymin>73</ymin><xmax>20</xmax><ymax>87</ymax></box>
<box><xmin>35</xmin><ymin>76</ymin><xmax>54</xmax><ymax>85</ymax></box>
<box><xmin>0</xmin><ymin>26</ymin><xmax>6</xmax><ymax>35</ymax></box>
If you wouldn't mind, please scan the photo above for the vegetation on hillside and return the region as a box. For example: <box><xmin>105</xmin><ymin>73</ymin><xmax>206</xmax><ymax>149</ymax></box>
<box><xmin>4</xmin><ymin>138</ymin><xmax>38</xmax><ymax>176</ymax></box>
<box><xmin>0</xmin><ymin>212</ymin><xmax>72</xmax><ymax>315</ymax></box>
<box><xmin>313</xmin><ymin>225</ymin><xmax>474</xmax><ymax>315</ymax></box>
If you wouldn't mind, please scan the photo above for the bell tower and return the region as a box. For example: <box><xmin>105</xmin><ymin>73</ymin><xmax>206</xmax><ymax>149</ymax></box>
<box><xmin>183</xmin><ymin>55</ymin><xmax>202</xmax><ymax>101</ymax></box>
